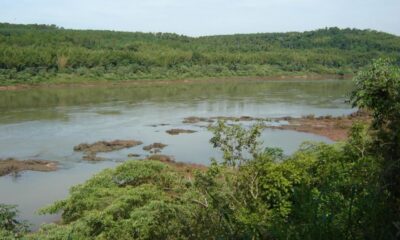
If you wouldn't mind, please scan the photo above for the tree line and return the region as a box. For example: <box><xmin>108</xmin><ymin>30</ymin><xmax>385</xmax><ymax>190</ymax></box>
<box><xmin>0</xmin><ymin>23</ymin><xmax>399</xmax><ymax>85</ymax></box>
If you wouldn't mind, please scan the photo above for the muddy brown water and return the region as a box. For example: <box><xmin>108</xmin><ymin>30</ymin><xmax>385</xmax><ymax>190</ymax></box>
<box><xmin>0</xmin><ymin>79</ymin><xmax>354</xmax><ymax>229</ymax></box>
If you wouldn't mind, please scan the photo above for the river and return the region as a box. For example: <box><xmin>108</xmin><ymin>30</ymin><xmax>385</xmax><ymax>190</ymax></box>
<box><xmin>0</xmin><ymin>78</ymin><xmax>354</xmax><ymax>229</ymax></box>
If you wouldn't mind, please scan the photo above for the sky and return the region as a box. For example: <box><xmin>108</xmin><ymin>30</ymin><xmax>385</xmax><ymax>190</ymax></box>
<box><xmin>1</xmin><ymin>0</ymin><xmax>399</xmax><ymax>36</ymax></box>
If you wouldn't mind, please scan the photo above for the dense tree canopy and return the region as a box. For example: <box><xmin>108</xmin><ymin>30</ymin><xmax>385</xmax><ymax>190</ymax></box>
<box><xmin>351</xmin><ymin>58</ymin><xmax>400</xmax><ymax>222</ymax></box>
<box><xmin>0</xmin><ymin>23</ymin><xmax>399</xmax><ymax>85</ymax></box>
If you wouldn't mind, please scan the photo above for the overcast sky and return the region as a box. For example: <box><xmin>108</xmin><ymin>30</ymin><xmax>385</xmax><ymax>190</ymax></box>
<box><xmin>1</xmin><ymin>0</ymin><xmax>399</xmax><ymax>36</ymax></box>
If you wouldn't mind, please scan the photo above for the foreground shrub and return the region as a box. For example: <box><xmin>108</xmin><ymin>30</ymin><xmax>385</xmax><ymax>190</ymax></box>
<box><xmin>0</xmin><ymin>204</ymin><xmax>28</xmax><ymax>240</ymax></box>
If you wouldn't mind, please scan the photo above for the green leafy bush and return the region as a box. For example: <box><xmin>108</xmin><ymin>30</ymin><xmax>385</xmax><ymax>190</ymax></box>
<box><xmin>0</xmin><ymin>204</ymin><xmax>28</xmax><ymax>240</ymax></box>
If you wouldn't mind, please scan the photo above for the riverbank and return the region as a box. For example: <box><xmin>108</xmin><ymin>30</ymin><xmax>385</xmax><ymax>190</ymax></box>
<box><xmin>0</xmin><ymin>73</ymin><xmax>351</xmax><ymax>91</ymax></box>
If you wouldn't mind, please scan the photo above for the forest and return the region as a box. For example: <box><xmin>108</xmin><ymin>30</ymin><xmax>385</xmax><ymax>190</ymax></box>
<box><xmin>1</xmin><ymin>59</ymin><xmax>399</xmax><ymax>239</ymax></box>
<box><xmin>1</xmin><ymin>23</ymin><xmax>400</xmax><ymax>85</ymax></box>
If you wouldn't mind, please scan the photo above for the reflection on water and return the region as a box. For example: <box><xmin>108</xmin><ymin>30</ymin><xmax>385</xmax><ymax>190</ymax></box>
<box><xmin>0</xmin><ymin>79</ymin><xmax>353</xmax><ymax>111</ymax></box>
<box><xmin>0</xmin><ymin>79</ymin><xmax>354</xmax><ymax>229</ymax></box>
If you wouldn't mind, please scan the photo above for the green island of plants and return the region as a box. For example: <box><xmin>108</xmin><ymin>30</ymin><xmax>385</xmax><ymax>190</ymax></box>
<box><xmin>0</xmin><ymin>23</ymin><xmax>400</xmax><ymax>86</ymax></box>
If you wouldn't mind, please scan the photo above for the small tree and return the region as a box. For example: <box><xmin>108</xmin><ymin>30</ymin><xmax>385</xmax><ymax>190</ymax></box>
<box><xmin>209</xmin><ymin>121</ymin><xmax>264</xmax><ymax>167</ymax></box>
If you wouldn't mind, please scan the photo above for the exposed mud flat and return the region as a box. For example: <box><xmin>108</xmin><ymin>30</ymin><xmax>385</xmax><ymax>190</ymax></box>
<box><xmin>0</xmin><ymin>158</ymin><xmax>58</xmax><ymax>177</ymax></box>
<box><xmin>267</xmin><ymin>111</ymin><xmax>370</xmax><ymax>141</ymax></box>
<box><xmin>143</xmin><ymin>142</ymin><xmax>168</xmax><ymax>153</ymax></box>
<box><xmin>166</xmin><ymin>129</ymin><xmax>197</xmax><ymax>135</ymax></box>
<box><xmin>74</xmin><ymin>139</ymin><xmax>143</xmax><ymax>160</ymax></box>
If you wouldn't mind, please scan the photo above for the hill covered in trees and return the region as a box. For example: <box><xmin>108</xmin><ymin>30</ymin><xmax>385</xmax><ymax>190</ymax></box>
<box><xmin>0</xmin><ymin>23</ymin><xmax>400</xmax><ymax>85</ymax></box>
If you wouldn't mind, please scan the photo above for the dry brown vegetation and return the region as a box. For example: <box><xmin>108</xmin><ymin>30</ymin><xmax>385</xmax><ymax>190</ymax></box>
<box><xmin>145</xmin><ymin>155</ymin><xmax>207</xmax><ymax>178</ymax></box>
